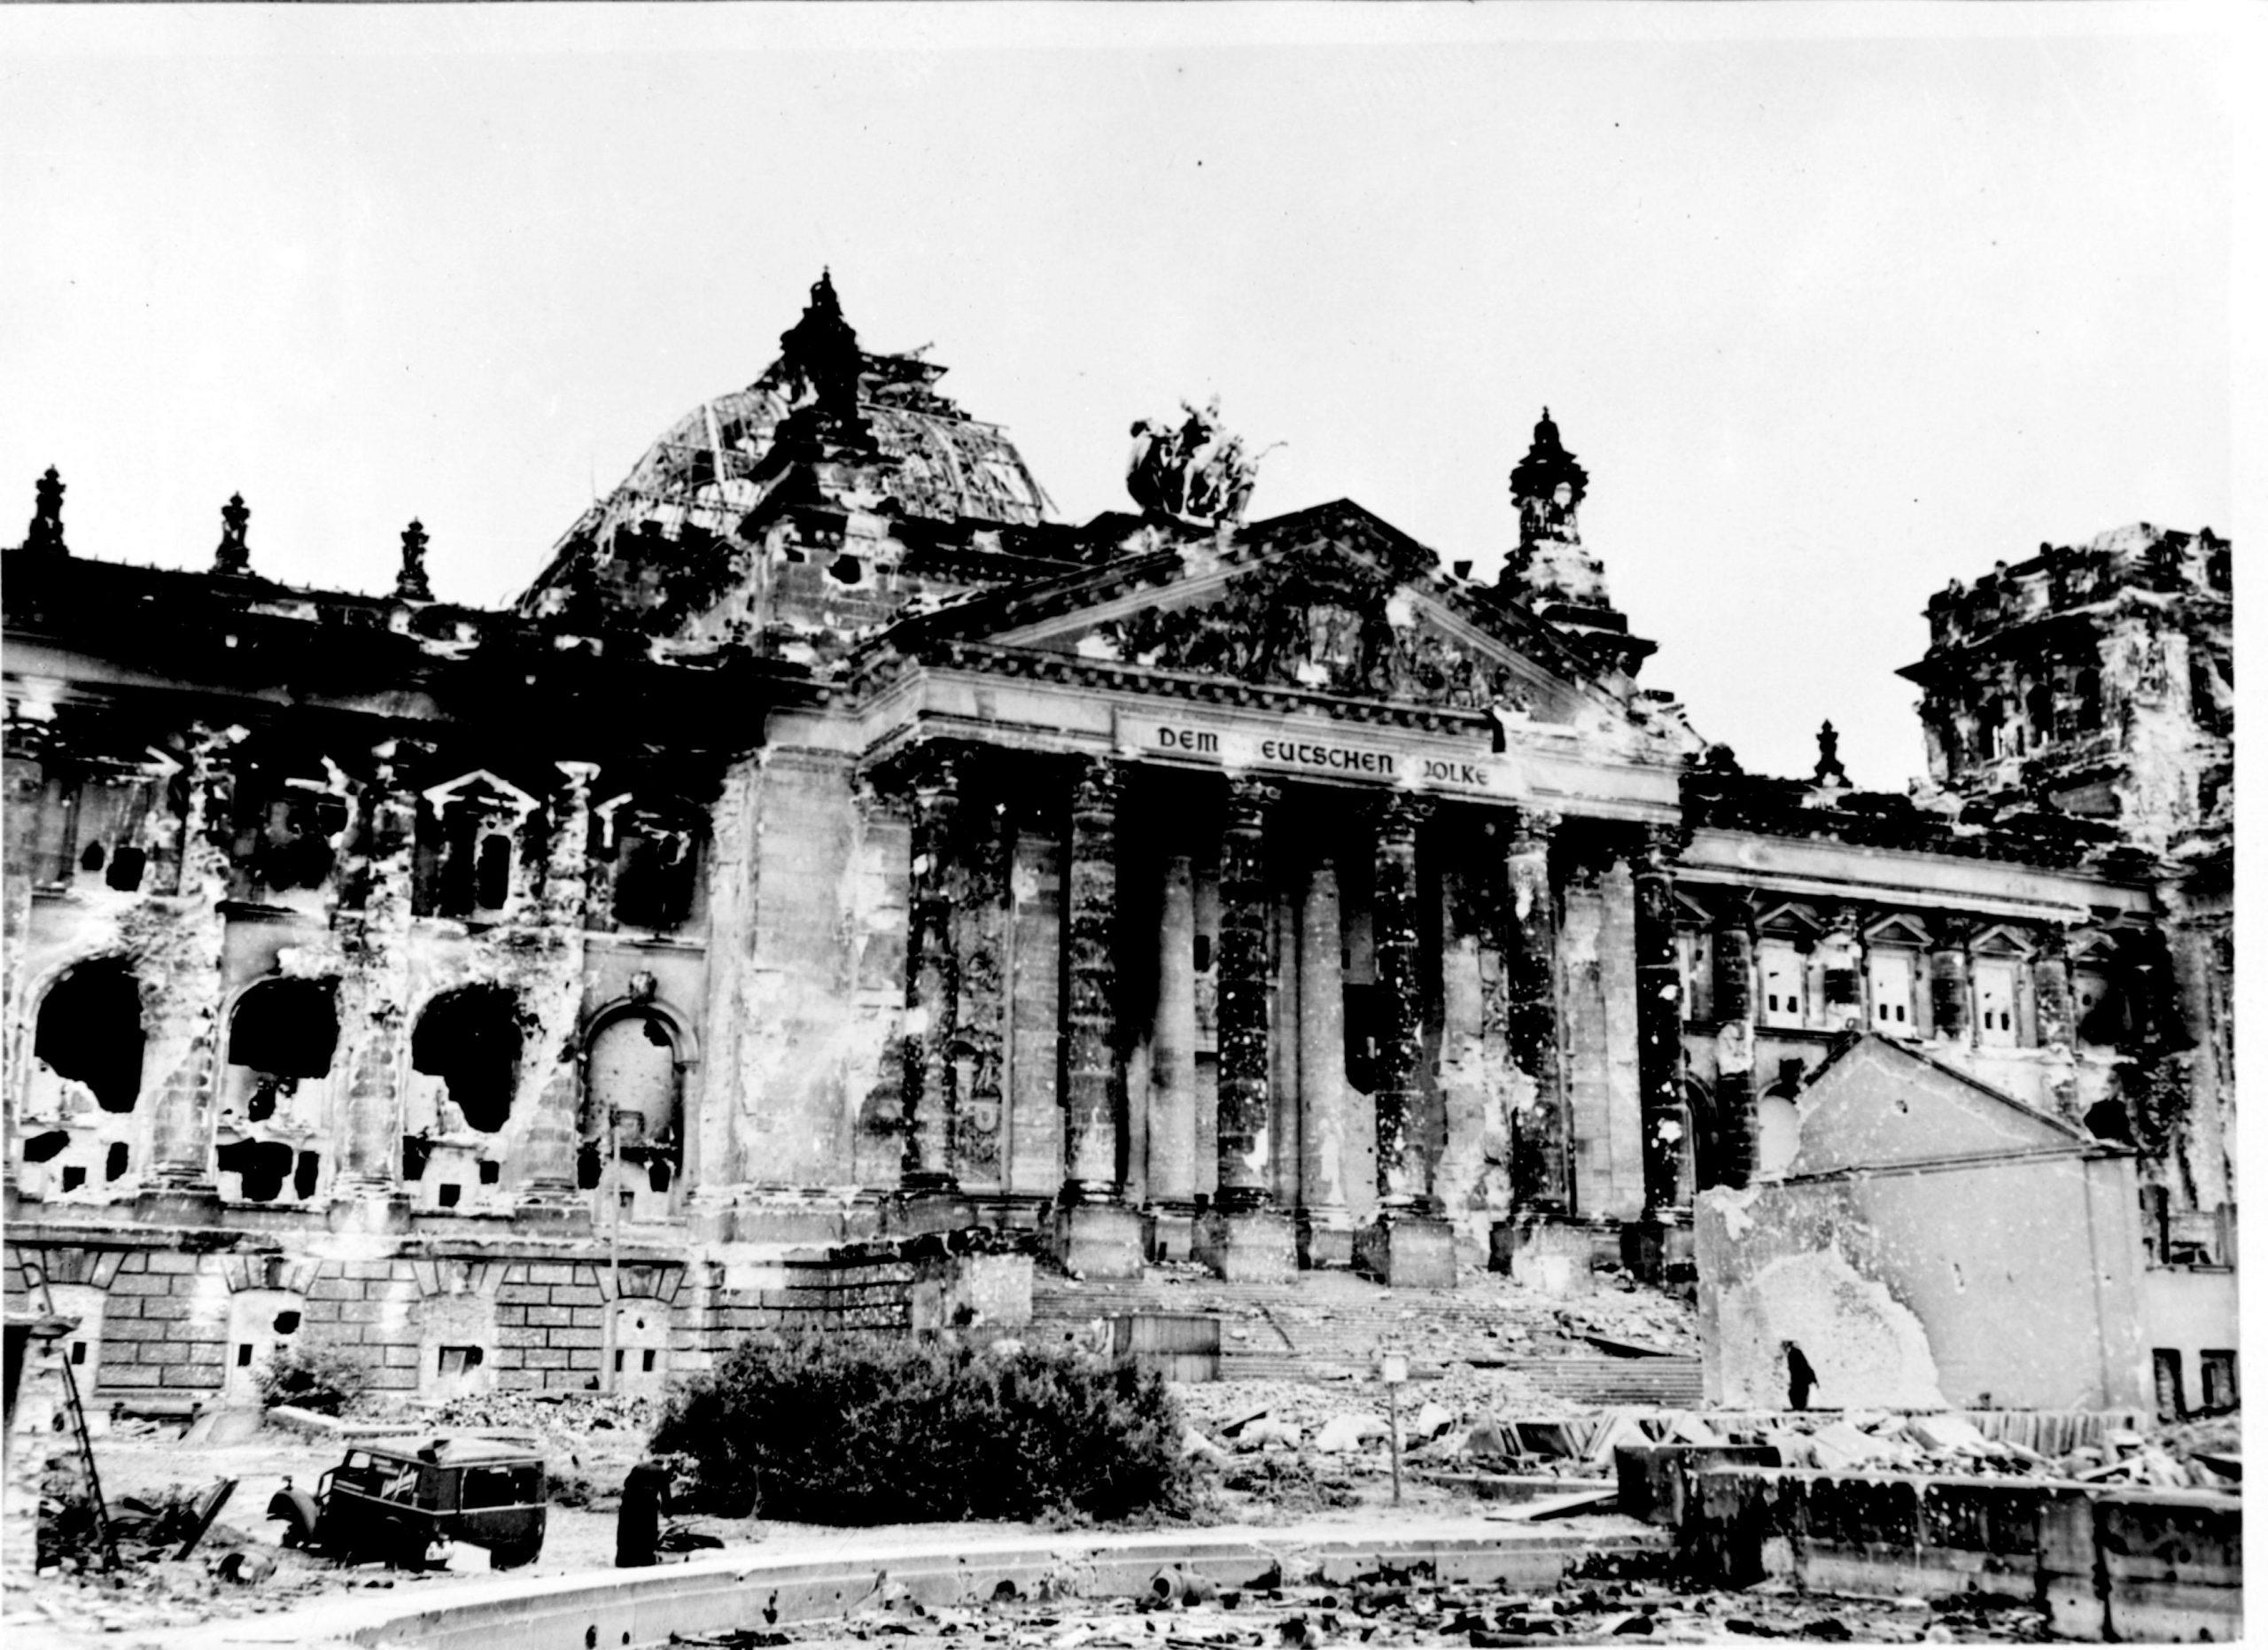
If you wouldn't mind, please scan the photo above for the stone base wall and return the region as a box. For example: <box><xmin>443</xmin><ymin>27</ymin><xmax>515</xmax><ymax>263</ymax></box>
<box><xmin>4</xmin><ymin>1227</ymin><xmax>1034</xmax><ymax>1406</ymax></box>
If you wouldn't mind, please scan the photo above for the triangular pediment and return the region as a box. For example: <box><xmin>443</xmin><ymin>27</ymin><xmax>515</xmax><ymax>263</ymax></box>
<box><xmin>1969</xmin><ymin>923</ymin><xmax>2036</xmax><ymax>960</ymax></box>
<box><xmin>1784</xmin><ymin>1035</ymin><xmax>2101</xmax><ymax>1179</ymax></box>
<box><xmin>1863</xmin><ymin>913</ymin><xmax>1932</xmax><ymax>949</ymax></box>
<box><xmin>882</xmin><ymin>500</ymin><xmax>1629</xmax><ymax>728</ymax></box>
<box><xmin>1756</xmin><ymin>901</ymin><xmax>1824</xmax><ymax>940</ymax></box>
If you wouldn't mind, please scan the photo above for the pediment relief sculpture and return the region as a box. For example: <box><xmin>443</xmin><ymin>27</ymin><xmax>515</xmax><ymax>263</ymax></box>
<box><xmin>1068</xmin><ymin>558</ymin><xmax>1541</xmax><ymax>714</ymax></box>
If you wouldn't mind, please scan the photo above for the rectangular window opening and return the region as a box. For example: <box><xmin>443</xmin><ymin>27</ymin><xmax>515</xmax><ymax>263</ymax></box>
<box><xmin>237</xmin><ymin>1343</ymin><xmax>254</xmax><ymax>1367</ymax></box>
<box><xmin>641</xmin><ymin>1350</ymin><xmax>656</xmax><ymax>1373</ymax></box>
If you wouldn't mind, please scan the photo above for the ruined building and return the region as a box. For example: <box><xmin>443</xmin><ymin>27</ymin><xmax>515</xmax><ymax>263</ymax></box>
<box><xmin>1</xmin><ymin>275</ymin><xmax>2234</xmax><ymax>1416</ymax></box>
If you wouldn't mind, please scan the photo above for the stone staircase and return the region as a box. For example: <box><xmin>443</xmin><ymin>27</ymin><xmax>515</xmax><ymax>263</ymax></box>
<box><xmin>1028</xmin><ymin>1265</ymin><xmax>1705</xmax><ymax>1408</ymax></box>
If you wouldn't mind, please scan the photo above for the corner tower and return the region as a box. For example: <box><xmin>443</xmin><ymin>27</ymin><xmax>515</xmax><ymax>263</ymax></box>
<box><xmin>1498</xmin><ymin>409</ymin><xmax>1652</xmax><ymax>678</ymax></box>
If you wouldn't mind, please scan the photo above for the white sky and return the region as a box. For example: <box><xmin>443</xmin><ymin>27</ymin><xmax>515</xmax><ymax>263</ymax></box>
<box><xmin>1</xmin><ymin>4</ymin><xmax>2248</xmax><ymax>789</ymax></box>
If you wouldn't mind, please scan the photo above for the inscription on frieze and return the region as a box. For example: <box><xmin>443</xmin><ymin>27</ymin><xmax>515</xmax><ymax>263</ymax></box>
<box><xmin>1120</xmin><ymin>715</ymin><xmax>1527</xmax><ymax>803</ymax></box>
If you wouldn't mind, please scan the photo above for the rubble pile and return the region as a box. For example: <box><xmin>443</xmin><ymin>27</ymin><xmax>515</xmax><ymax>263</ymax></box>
<box><xmin>664</xmin><ymin>1553</ymin><xmax>2046</xmax><ymax>1646</ymax></box>
<box><xmin>1736</xmin><ymin>1411</ymin><xmax>2240</xmax><ymax>1490</ymax></box>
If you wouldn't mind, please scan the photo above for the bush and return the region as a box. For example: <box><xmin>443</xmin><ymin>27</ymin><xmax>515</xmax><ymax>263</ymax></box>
<box><xmin>649</xmin><ymin>1333</ymin><xmax>1194</xmax><ymax>1526</ymax></box>
<box><xmin>254</xmin><ymin>1343</ymin><xmax>371</xmax><ymax>1415</ymax></box>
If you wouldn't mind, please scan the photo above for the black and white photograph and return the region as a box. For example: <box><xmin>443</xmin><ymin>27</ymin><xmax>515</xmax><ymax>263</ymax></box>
<box><xmin>0</xmin><ymin>6</ymin><xmax>2248</xmax><ymax>1644</ymax></box>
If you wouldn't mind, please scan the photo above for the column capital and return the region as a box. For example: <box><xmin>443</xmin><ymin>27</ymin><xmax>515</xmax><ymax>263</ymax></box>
<box><xmin>1224</xmin><ymin>774</ymin><xmax>1281</xmax><ymax>829</ymax></box>
<box><xmin>1371</xmin><ymin>790</ymin><xmax>1434</xmax><ymax>838</ymax></box>
<box><xmin>1506</xmin><ymin>804</ymin><xmax>1561</xmax><ymax>845</ymax></box>
<box><xmin>1071</xmin><ymin>752</ymin><xmax>1124</xmax><ymax>808</ymax></box>
<box><xmin>1639</xmin><ymin>820</ymin><xmax>1688</xmax><ymax>863</ymax></box>
<box><xmin>1711</xmin><ymin>899</ymin><xmax>1757</xmax><ymax>938</ymax></box>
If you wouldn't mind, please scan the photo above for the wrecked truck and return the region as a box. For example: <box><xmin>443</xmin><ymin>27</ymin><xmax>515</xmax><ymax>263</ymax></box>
<box><xmin>268</xmin><ymin>1436</ymin><xmax>547</xmax><ymax>1569</ymax></box>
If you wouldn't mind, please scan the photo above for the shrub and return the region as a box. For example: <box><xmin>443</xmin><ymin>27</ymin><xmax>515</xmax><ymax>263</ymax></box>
<box><xmin>649</xmin><ymin>1332</ymin><xmax>1194</xmax><ymax>1526</ymax></box>
<box><xmin>253</xmin><ymin>1343</ymin><xmax>371</xmax><ymax>1415</ymax></box>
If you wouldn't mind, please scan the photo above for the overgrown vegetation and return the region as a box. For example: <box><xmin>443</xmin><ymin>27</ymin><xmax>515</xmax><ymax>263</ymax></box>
<box><xmin>648</xmin><ymin>1332</ymin><xmax>1195</xmax><ymax>1525</ymax></box>
<box><xmin>253</xmin><ymin>1343</ymin><xmax>371</xmax><ymax>1415</ymax></box>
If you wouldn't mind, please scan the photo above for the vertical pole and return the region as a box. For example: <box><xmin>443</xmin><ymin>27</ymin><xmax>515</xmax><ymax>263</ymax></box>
<box><xmin>1388</xmin><ymin>1383</ymin><xmax>1404</xmax><ymax>1506</ymax></box>
<box><xmin>602</xmin><ymin>1103</ymin><xmax>620</xmax><ymax>1395</ymax></box>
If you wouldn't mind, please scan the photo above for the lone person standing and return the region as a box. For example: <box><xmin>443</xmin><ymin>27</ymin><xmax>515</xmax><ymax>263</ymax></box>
<box><xmin>1783</xmin><ymin>1341</ymin><xmax>1820</xmax><ymax>1411</ymax></box>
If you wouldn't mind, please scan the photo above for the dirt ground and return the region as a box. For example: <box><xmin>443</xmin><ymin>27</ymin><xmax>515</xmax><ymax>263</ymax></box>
<box><xmin>13</xmin><ymin>1375</ymin><xmax>2230</xmax><ymax>1646</ymax></box>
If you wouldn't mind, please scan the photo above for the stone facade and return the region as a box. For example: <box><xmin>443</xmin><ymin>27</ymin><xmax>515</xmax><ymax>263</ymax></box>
<box><xmin>1</xmin><ymin>276</ymin><xmax>2235</xmax><ymax>1412</ymax></box>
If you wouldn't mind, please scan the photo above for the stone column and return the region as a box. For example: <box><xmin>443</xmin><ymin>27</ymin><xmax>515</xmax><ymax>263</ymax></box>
<box><xmin>1632</xmin><ymin>825</ymin><xmax>1685</xmax><ymax>1223</ymax></box>
<box><xmin>1197</xmin><ymin>775</ymin><xmax>1295</xmax><ymax>1279</ymax></box>
<box><xmin>1146</xmin><ymin>850</ymin><xmax>1200</xmax><ymax>1254</ymax></box>
<box><xmin>900</xmin><ymin>748</ymin><xmax>962</xmax><ymax>1194</ymax></box>
<box><xmin>1502</xmin><ymin>807</ymin><xmax>1565</xmax><ymax>1210</ymax></box>
<box><xmin>1356</xmin><ymin>793</ymin><xmax>1452</xmax><ymax>1287</ymax></box>
<box><xmin>1709</xmin><ymin>906</ymin><xmax>1759</xmax><ymax>1190</ymax></box>
<box><xmin>518</xmin><ymin>760</ymin><xmax>597</xmax><ymax>1217</ymax></box>
<box><xmin>1054</xmin><ymin>757</ymin><xmax>1140</xmax><ymax>1274</ymax></box>
<box><xmin>1369</xmin><ymin>794</ymin><xmax>1432</xmax><ymax>1203</ymax></box>
<box><xmin>143</xmin><ymin>727</ymin><xmax>236</xmax><ymax>1205</ymax></box>
<box><xmin>1295</xmin><ymin>853</ymin><xmax>1353</xmax><ymax>1267</ymax></box>
<box><xmin>1930</xmin><ymin>919</ymin><xmax>1972</xmax><ymax>1047</ymax></box>
<box><xmin>1213</xmin><ymin>777</ymin><xmax>1276</xmax><ymax>1207</ymax></box>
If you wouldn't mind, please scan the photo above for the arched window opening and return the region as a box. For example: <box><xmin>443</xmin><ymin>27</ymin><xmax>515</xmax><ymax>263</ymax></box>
<box><xmin>35</xmin><ymin>959</ymin><xmax>146</xmax><ymax>1114</ymax></box>
<box><xmin>594</xmin><ymin>797</ymin><xmax>705</xmax><ymax>933</ymax></box>
<box><xmin>2025</xmin><ymin>681</ymin><xmax>2056</xmax><ymax>749</ymax></box>
<box><xmin>612</xmin><ymin>827</ymin><xmax>698</xmax><ymax>931</ymax></box>
<box><xmin>411</xmin><ymin>985</ymin><xmax>523</xmax><ymax>1133</ymax></box>
<box><xmin>584</xmin><ymin>1009</ymin><xmax>684</xmax><ymax>1220</ymax></box>
<box><xmin>252</xmin><ymin>787</ymin><xmax>348</xmax><ymax>894</ymax></box>
<box><xmin>228</xmin><ymin>977</ymin><xmax>340</xmax><ymax>1121</ymax></box>
<box><xmin>2073</xmin><ymin>967</ymin><xmax>2124</xmax><ymax>1046</ymax></box>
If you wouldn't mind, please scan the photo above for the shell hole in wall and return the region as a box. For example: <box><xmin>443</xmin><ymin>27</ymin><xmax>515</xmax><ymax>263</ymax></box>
<box><xmin>216</xmin><ymin>1139</ymin><xmax>297</xmax><ymax>1202</ymax></box>
<box><xmin>411</xmin><ymin>984</ymin><xmax>523</xmax><ymax>1133</ymax></box>
<box><xmin>35</xmin><ymin>958</ymin><xmax>146</xmax><ymax>1114</ymax></box>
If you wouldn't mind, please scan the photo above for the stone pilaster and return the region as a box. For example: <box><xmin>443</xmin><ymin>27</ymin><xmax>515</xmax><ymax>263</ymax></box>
<box><xmin>953</xmin><ymin>767</ymin><xmax>1012</xmax><ymax>1193</ymax></box>
<box><xmin>144</xmin><ymin>727</ymin><xmax>237</xmax><ymax>1202</ymax></box>
<box><xmin>1198</xmin><ymin>775</ymin><xmax>1294</xmax><ymax>1280</ymax></box>
<box><xmin>1502</xmin><ymin>806</ymin><xmax>1565</xmax><ymax>1210</ymax></box>
<box><xmin>1820</xmin><ymin>905</ymin><xmax>1864</xmax><ymax>1033</ymax></box>
<box><xmin>1056</xmin><ymin>757</ymin><xmax>1140</xmax><ymax>1275</ymax></box>
<box><xmin>334</xmin><ymin>738</ymin><xmax>420</xmax><ymax>1213</ymax></box>
<box><xmin>519</xmin><ymin>760</ymin><xmax>597</xmax><ymax>1213</ymax></box>
<box><xmin>1295</xmin><ymin>853</ymin><xmax>1353</xmax><ymax>1267</ymax></box>
<box><xmin>1710</xmin><ymin>906</ymin><xmax>1759</xmax><ymax>1190</ymax></box>
<box><xmin>2033</xmin><ymin>929</ymin><xmax>2081</xmax><ymax>1120</ymax></box>
<box><xmin>900</xmin><ymin>747</ymin><xmax>962</xmax><ymax>1193</ymax></box>
<box><xmin>1632</xmin><ymin>825</ymin><xmax>1684</xmax><ymax>1220</ymax></box>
